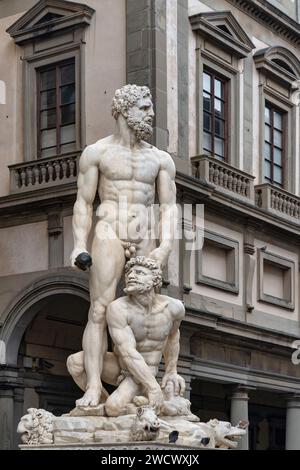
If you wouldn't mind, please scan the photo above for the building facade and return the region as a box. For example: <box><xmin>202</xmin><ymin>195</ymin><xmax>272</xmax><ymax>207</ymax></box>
<box><xmin>0</xmin><ymin>0</ymin><xmax>300</xmax><ymax>450</ymax></box>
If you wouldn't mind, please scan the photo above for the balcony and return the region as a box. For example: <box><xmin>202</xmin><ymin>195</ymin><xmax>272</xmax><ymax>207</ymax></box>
<box><xmin>255</xmin><ymin>184</ymin><xmax>300</xmax><ymax>224</ymax></box>
<box><xmin>191</xmin><ymin>155</ymin><xmax>255</xmax><ymax>203</ymax></box>
<box><xmin>9</xmin><ymin>153</ymin><xmax>79</xmax><ymax>193</ymax></box>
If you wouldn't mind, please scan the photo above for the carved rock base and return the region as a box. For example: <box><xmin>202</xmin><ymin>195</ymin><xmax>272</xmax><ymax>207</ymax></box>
<box><xmin>20</xmin><ymin>442</ymin><xmax>200</xmax><ymax>450</ymax></box>
<box><xmin>17</xmin><ymin>408</ymin><xmax>247</xmax><ymax>449</ymax></box>
<box><xmin>51</xmin><ymin>414</ymin><xmax>201</xmax><ymax>447</ymax></box>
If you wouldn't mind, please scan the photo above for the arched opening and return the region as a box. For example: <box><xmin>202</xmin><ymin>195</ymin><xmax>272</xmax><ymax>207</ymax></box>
<box><xmin>0</xmin><ymin>275</ymin><xmax>90</xmax><ymax>424</ymax></box>
<box><xmin>18</xmin><ymin>293</ymin><xmax>89</xmax><ymax>415</ymax></box>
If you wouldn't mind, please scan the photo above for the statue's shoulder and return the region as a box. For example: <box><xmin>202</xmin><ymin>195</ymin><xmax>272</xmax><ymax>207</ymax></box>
<box><xmin>107</xmin><ymin>296</ymin><xmax>129</xmax><ymax>326</ymax></box>
<box><xmin>108</xmin><ymin>295</ymin><xmax>129</xmax><ymax>311</ymax></box>
<box><xmin>79</xmin><ymin>136</ymin><xmax>114</xmax><ymax>168</ymax></box>
<box><xmin>155</xmin><ymin>148</ymin><xmax>176</xmax><ymax>174</ymax></box>
<box><xmin>86</xmin><ymin>135</ymin><xmax>114</xmax><ymax>154</ymax></box>
<box><xmin>158</xmin><ymin>295</ymin><xmax>184</xmax><ymax>315</ymax></box>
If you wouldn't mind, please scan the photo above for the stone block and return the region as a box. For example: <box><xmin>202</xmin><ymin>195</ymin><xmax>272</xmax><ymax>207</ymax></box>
<box><xmin>128</xmin><ymin>50</ymin><xmax>150</xmax><ymax>71</ymax></box>
<box><xmin>53</xmin><ymin>417</ymin><xmax>96</xmax><ymax>433</ymax></box>
<box><xmin>127</xmin><ymin>9</ymin><xmax>151</xmax><ymax>34</ymax></box>
<box><xmin>54</xmin><ymin>431</ymin><xmax>95</xmax><ymax>444</ymax></box>
<box><xmin>127</xmin><ymin>0</ymin><xmax>150</xmax><ymax>16</ymax></box>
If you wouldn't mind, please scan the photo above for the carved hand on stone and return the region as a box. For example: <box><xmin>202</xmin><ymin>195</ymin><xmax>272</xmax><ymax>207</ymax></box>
<box><xmin>161</xmin><ymin>373</ymin><xmax>186</xmax><ymax>397</ymax></box>
<box><xmin>148</xmin><ymin>387</ymin><xmax>164</xmax><ymax>414</ymax></box>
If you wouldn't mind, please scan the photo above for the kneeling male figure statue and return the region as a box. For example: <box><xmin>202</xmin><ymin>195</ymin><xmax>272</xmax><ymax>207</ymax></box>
<box><xmin>67</xmin><ymin>256</ymin><xmax>186</xmax><ymax>416</ymax></box>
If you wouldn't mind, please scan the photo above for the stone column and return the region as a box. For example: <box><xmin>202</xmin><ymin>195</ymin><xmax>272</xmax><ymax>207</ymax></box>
<box><xmin>0</xmin><ymin>387</ymin><xmax>14</xmax><ymax>449</ymax></box>
<box><xmin>178</xmin><ymin>325</ymin><xmax>194</xmax><ymax>401</ymax></box>
<box><xmin>230</xmin><ymin>386</ymin><xmax>249</xmax><ymax>450</ymax></box>
<box><xmin>286</xmin><ymin>396</ymin><xmax>300</xmax><ymax>450</ymax></box>
<box><xmin>13</xmin><ymin>387</ymin><xmax>25</xmax><ymax>449</ymax></box>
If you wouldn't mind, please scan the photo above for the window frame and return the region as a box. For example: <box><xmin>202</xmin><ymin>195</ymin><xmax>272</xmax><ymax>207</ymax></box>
<box><xmin>36</xmin><ymin>58</ymin><xmax>77</xmax><ymax>159</ymax></box>
<box><xmin>258</xmin><ymin>85</ymin><xmax>294</xmax><ymax>192</ymax></box>
<box><xmin>197</xmin><ymin>48</ymin><xmax>242</xmax><ymax>169</ymax></box>
<box><xmin>263</xmin><ymin>101</ymin><xmax>287</xmax><ymax>188</ymax></box>
<box><xmin>202</xmin><ymin>67</ymin><xmax>229</xmax><ymax>162</ymax></box>
<box><xmin>23</xmin><ymin>46</ymin><xmax>83</xmax><ymax>162</ymax></box>
<box><xmin>257</xmin><ymin>249</ymin><xmax>295</xmax><ymax>310</ymax></box>
<box><xmin>196</xmin><ymin>229</ymin><xmax>239</xmax><ymax>294</ymax></box>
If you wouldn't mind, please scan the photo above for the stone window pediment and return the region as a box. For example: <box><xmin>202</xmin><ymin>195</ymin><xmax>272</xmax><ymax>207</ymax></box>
<box><xmin>189</xmin><ymin>10</ymin><xmax>255</xmax><ymax>58</ymax></box>
<box><xmin>254</xmin><ymin>46</ymin><xmax>300</xmax><ymax>88</ymax></box>
<box><xmin>6</xmin><ymin>0</ymin><xmax>95</xmax><ymax>45</ymax></box>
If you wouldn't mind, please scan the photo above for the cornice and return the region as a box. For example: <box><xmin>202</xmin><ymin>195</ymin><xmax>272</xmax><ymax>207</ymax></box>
<box><xmin>189</xmin><ymin>10</ymin><xmax>255</xmax><ymax>58</ymax></box>
<box><xmin>6</xmin><ymin>0</ymin><xmax>95</xmax><ymax>45</ymax></box>
<box><xmin>226</xmin><ymin>0</ymin><xmax>300</xmax><ymax>47</ymax></box>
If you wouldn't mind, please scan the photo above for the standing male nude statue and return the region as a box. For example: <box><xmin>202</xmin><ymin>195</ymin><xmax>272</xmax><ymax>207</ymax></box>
<box><xmin>69</xmin><ymin>85</ymin><xmax>178</xmax><ymax>407</ymax></box>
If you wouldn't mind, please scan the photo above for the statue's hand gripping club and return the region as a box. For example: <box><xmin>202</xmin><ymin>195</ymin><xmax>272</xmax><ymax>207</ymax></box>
<box><xmin>74</xmin><ymin>252</ymin><xmax>93</xmax><ymax>271</ymax></box>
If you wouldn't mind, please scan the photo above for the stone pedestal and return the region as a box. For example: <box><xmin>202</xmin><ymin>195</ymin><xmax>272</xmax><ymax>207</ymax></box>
<box><xmin>17</xmin><ymin>410</ymin><xmax>247</xmax><ymax>450</ymax></box>
<box><xmin>20</xmin><ymin>442</ymin><xmax>199</xmax><ymax>450</ymax></box>
<box><xmin>286</xmin><ymin>396</ymin><xmax>300</xmax><ymax>450</ymax></box>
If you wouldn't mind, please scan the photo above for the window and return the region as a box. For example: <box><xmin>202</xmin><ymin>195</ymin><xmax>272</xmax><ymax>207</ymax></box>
<box><xmin>7</xmin><ymin>0</ymin><xmax>94</xmax><ymax>162</ymax></box>
<box><xmin>203</xmin><ymin>70</ymin><xmax>227</xmax><ymax>161</ymax></box>
<box><xmin>196</xmin><ymin>230</ymin><xmax>239</xmax><ymax>293</ymax></box>
<box><xmin>264</xmin><ymin>103</ymin><xmax>285</xmax><ymax>187</ymax></box>
<box><xmin>258</xmin><ymin>249</ymin><xmax>295</xmax><ymax>310</ymax></box>
<box><xmin>37</xmin><ymin>60</ymin><xmax>76</xmax><ymax>158</ymax></box>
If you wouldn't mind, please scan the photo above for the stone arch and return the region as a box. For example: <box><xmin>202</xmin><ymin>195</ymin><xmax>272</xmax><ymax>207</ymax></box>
<box><xmin>0</xmin><ymin>273</ymin><xmax>89</xmax><ymax>366</ymax></box>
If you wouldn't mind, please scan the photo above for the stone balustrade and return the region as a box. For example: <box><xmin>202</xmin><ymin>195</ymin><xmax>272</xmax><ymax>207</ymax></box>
<box><xmin>191</xmin><ymin>155</ymin><xmax>255</xmax><ymax>202</ymax></box>
<box><xmin>9</xmin><ymin>153</ymin><xmax>79</xmax><ymax>193</ymax></box>
<box><xmin>255</xmin><ymin>184</ymin><xmax>300</xmax><ymax>223</ymax></box>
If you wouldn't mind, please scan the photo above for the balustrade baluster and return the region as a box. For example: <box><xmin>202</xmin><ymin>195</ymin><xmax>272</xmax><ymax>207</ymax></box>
<box><xmin>27</xmin><ymin>167</ymin><xmax>33</xmax><ymax>186</ymax></box>
<box><xmin>69</xmin><ymin>158</ymin><xmax>76</xmax><ymax>177</ymax></box>
<box><xmin>47</xmin><ymin>162</ymin><xmax>54</xmax><ymax>181</ymax></box>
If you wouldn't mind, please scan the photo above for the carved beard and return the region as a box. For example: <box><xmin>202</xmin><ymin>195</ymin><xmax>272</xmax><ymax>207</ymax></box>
<box><xmin>124</xmin><ymin>280</ymin><xmax>154</xmax><ymax>295</ymax></box>
<box><xmin>126</xmin><ymin>114</ymin><xmax>153</xmax><ymax>141</ymax></box>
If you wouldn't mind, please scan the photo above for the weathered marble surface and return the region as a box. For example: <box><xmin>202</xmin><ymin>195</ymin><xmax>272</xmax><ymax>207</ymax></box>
<box><xmin>18</xmin><ymin>406</ymin><xmax>247</xmax><ymax>449</ymax></box>
<box><xmin>68</xmin><ymin>256</ymin><xmax>188</xmax><ymax>418</ymax></box>
<box><xmin>69</xmin><ymin>84</ymin><xmax>178</xmax><ymax>409</ymax></box>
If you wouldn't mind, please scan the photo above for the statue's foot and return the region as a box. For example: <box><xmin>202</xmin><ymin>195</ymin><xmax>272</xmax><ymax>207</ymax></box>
<box><xmin>76</xmin><ymin>386</ymin><xmax>102</xmax><ymax>407</ymax></box>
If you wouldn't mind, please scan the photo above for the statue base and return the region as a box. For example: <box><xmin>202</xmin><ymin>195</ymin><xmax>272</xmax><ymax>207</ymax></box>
<box><xmin>17</xmin><ymin>411</ymin><xmax>246</xmax><ymax>449</ymax></box>
<box><xmin>20</xmin><ymin>442</ymin><xmax>200</xmax><ymax>450</ymax></box>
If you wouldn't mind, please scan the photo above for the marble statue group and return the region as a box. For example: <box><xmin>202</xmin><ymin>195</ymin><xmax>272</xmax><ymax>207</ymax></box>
<box><xmin>17</xmin><ymin>85</ymin><xmax>248</xmax><ymax>449</ymax></box>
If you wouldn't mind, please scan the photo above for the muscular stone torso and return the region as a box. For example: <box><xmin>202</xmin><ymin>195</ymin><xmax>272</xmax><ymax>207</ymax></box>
<box><xmin>95</xmin><ymin>140</ymin><xmax>161</xmax><ymax>242</ymax></box>
<box><xmin>116</xmin><ymin>295</ymin><xmax>176</xmax><ymax>373</ymax></box>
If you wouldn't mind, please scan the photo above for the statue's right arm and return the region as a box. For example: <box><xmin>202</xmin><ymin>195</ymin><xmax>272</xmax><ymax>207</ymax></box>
<box><xmin>106</xmin><ymin>303</ymin><xmax>160</xmax><ymax>393</ymax></box>
<box><xmin>70</xmin><ymin>146</ymin><xmax>99</xmax><ymax>267</ymax></box>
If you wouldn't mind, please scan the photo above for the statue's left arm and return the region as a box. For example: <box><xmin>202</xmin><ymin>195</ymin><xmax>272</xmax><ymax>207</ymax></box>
<box><xmin>161</xmin><ymin>300</ymin><xmax>186</xmax><ymax>396</ymax></box>
<box><xmin>150</xmin><ymin>151</ymin><xmax>178</xmax><ymax>267</ymax></box>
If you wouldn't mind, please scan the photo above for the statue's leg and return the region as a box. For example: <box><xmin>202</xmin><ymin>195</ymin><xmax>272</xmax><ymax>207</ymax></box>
<box><xmin>76</xmin><ymin>222</ymin><xmax>125</xmax><ymax>407</ymax></box>
<box><xmin>135</xmin><ymin>236</ymin><xmax>156</xmax><ymax>257</ymax></box>
<box><xmin>105</xmin><ymin>377</ymin><xmax>142</xmax><ymax>417</ymax></box>
<box><xmin>67</xmin><ymin>351</ymin><xmax>121</xmax><ymax>391</ymax></box>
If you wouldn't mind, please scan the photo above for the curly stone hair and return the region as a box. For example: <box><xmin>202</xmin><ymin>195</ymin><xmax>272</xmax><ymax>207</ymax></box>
<box><xmin>112</xmin><ymin>84</ymin><xmax>152</xmax><ymax>120</ymax></box>
<box><xmin>125</xmin><ymin>256</ymin><xmax>163</xmax><ymax>292</ymax></box>
<box><xmin>24</xmin><ymin>408</ymin><xmax>54</xmax><ymax>445</ymax></box>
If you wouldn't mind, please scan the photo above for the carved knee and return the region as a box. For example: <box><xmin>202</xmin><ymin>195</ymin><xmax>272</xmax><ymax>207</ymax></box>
<box><xmin>90</xmin><ymin>300</ymin><xmax>107</xmax><ymax>324</ymax></box>
<box><xmin>67</xmin><ymin>353</ymin><xmax>83</xmax><ymax>377</ymax></box>
<box><xmin>105</xmin><ymin>396</ymin><xmax>123</xmax><ymax>417</ymax></box>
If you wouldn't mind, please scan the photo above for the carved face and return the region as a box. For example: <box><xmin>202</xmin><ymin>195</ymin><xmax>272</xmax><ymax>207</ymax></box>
<box><xmin>208</xmin><ymin>419</ymin><xmax>248</xmax><ymax>449</ymax></box>
<box><xmin>137</xmin><ymin>406</ymin><xmax>160</xmax><ymax>434</ymax></box>
<box><xmin>126</xmin><ymin>96</ymin><xmax>154</xmax><ymax>141</ymax></box>
<box><xmin>17</xmin><ymin>414</ymin><xmax>33</xmax><ymax>444</ymax></box>
<box><xmin>125</xmin><ymin>265</ymin><xmax>154</xmax><ymax>294</ymax></box>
